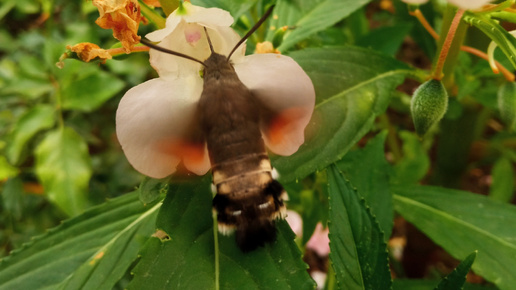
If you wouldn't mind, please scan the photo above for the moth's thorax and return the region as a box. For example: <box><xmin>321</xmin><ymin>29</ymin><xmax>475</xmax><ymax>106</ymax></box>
<box><xmin>202</xmin><ymin>53</ymin><xmax>237</xmax><ymax>82</ymax></box>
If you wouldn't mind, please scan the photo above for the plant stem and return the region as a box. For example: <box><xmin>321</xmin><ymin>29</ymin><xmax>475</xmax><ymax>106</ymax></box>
<box><xmin>432</xmin><ymin>8</ymin><xmax>466</xmax><ymax>80</ymax></box>
<box><xmin>410</xmin><ymin>9</ymin><xmax>515</xmax><ymax>81</ymax></box>
<box><xmin>212</xmin><ymin>210</ymin><xmax>220</xmax><ymax>290</ymax></box>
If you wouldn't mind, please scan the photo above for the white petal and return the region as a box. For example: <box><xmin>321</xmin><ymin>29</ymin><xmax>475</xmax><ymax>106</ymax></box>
<box><xmin>447</xmin><ymin>0</ymin><xmax>492</xmax><ymax>10</ymax></box>
<box><xmin>234</xmin><ymin>54</ymin><xmax>315</xmax><ymax>156</ymax></box>
<box><xmin>401</xmin><ymin>0</ymin><xmax>429</xmax><ymax>4</ymax></box>
<box><xmin>183</xmin><ymin>3</ymin><xmax>234</xmax><ymax>28</ymax></box>
<box><xmin>149</xmin><ymin>23</ymin><xmax>243</xmax><ymax>79</ymax></box>
<box><xmin>146</xmin><ymin>15</ymin><xmax>181</xmax><ymax>42</ymax></box>
<box><xmin>145</xmin><ymin>2</ymin><xmax>234</xmax><ymax>42</ymax></box>
<box><xmin>116</xmin><ymin>76</ymin><xmax>210</xmax><ymax>178</ymax></box>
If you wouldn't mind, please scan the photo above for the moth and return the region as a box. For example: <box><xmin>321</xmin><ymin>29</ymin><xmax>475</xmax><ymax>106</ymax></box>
<box><xmin>120</xmin><ymin>5</ymin><xmax>314</xmax><ymax>251</ymax></box>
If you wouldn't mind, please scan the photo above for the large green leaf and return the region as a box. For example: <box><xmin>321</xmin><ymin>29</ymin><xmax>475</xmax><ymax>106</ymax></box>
<box><xmin>268</xmin><ymin>0</ymin><xmax>372</xmax><ymax>51</ymax></box>
<box><xmin>6</xmin><ymin>104</ymin><xmax>55</xmax><ymax>165</ymax></box>
<box><xmin>0</xmin><ymin>191</ymin><xmax>160</xmax><ymax>290</ymax></box>
<box><xmin>435</xmin><ymin>251</ymin><xmax>476</xmax><ymax>290</ymax></box>
<box><xmin>35</xmin><ymin>127</ymin><xmax>92</xmax><ymax>216</ymax></box>
<box><xmin>489</xmin><ymin>157</ymin><xmax>515</xmax><ymax>203</ymax></box>
<box><xmin>61</xmin><ymin>70</ymin><xmax>125</xmax><ymax>112</ymax></box>
<box><xmin>192</xmin><ymin>0</ymin><xmax>258</xmax><ymax>19</ymax></box>
<box><xmin>392</xmin><ymin>131</ymin><xmax>430</xmax><ymax>184</ymax></box>
<box><xmin>393</xmin><ymin>185</ymin><xmax>516</xmax><ymax>290</ymax></box>
<box><xmin>327</xmin><ymin>165</ymin><xmax>391</xmax><ymax>290</ymax></box>
<box><xmin>336</xmin><ymin>131</ymin><xmax>394</xmax><ymax>240</ymax></box>
<box><xmin>272</xmin><ymin>47</ymin><xmax>411</xmax><ymax>182</ymax></box>
<box><xmin>393</xmin><ymin>279</ymin><xmax>495</xmax><ymax>290</ymax></box>
<box><xmin>129</xmin><ymin>177</ymin><xmax>315</xmax><ymax>289</ymax></box>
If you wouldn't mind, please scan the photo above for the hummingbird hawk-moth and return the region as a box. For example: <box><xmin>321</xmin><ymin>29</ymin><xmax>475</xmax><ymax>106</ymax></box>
<box><xmin>136</xmin><ymin>6</ymin><xmax>311</xmax><ymax>251</ymax></box>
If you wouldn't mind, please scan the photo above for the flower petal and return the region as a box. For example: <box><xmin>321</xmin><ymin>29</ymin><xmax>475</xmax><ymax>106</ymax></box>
<box><xmin>183</xmin><ymin>3</ymin><xmax>234</xmax><ymax>28</ymax></box>
<box><xmin>116</xmin><ymin>76</ymin><xmax>210</xmax><ymax>178</ymax></box>
<box><xmin>401</xmin><ymin>0</ymin><xmax>429</xmax><ymax>4</ymax></box>
<box><xmin>145</xmin><ymin>2</ymin><xmax>233</xmax><ymax>42</ymax></box>
<box><xmin>149</xmin><ymin>23</ymin><xmax>243</xmax><ymax>79</ymax></box>
<box><xmin>234</xmin><ymin>54</ymin><xmax>315</xmax><ymax>156</ymax></box>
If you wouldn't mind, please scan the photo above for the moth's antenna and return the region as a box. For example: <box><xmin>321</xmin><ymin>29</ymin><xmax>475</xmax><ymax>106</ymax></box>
<box><xmin>203</xmin><ymin>27</ymin><xmax>215</xmax><ymax>53</ymax></box>
<box><xmin>227</xmin><ymin>5</ymin><xmax>275</xmax><ymax>61</ymax></box>
<box><xmin>140</xmin><ymin>38</ymin><xmax>207</xmax><ymax>67</ymax></box>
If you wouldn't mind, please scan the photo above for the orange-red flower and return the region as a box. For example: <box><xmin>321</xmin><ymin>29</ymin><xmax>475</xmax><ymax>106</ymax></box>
<box><xmin>93</xmin><ymin>0</ymin><xmax>142</xmax><ymax>53</ymax></box>
<box><xmin>66</xmin><ymin>42</ymin><xmax>112</xmax><ymax>63</ymax></box>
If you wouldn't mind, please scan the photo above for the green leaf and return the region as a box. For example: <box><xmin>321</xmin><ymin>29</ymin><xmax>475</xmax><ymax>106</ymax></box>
<box><xmin>35</xmin><ymin>127</ymin><xmax>92</xmax><ymax>216</ymax></box>
<box><xmin>2</xmin><ymin>177</ymin><xmax>24</xmax><ymax>219</ymax></box>
<box><xmin>269</xmin><ymin>0</ymin><xmax>372</xmax><ymax>51</ymax></box>
<box><xmin>138</xmin><ymin>176</ymin><xmax>170</xmax><ymax>204</ymax></box>
<box><xmin>61</xmin><ymin>70</ymin><xmax>125</xmax><ymax>112</ymax></box>
<box><xmin>392</xmin><ymin>131</ymin><xmax>430</xmax><ymax>184</ymax></box>
<box><xmin>0</xmin><ymin>156</ymin><xmax>18</xmax><ymax>180</ymax></box>
<box><xmin>6</xmin><ymin>104</ymin><xmax>55</xmax><ymax>165</ymax></box>
<box><xmin>336</xmin><ymin>131</ymin><xmax>394</xmax><ymax>240</ymax></box>
<box><xmin>192</xmin><ymin>0</ymin><xmax>258</xmax><ymax>19</ymax></box>
<box><xmin>356</xmin><ymin>23</ymin><xmax>412</xmax><ymax>56</ymax></box>
<box><xmin>0</xmin><ymin>191</ymin><xmax>160</xmax><ymax>290</ymax></box>
<box><xmin>393</xmin><ymin>185</ymin><xmax>516</xmax><ymax>290</ymax></box>
<box><xmin>129</xmin><ymin>177</ymin><xmax>314</xmax><ymax>289</ymax></box>
<box><xmin>462</xmin><ymin>13</ymin><xmax>516</xmax><ymax>70</ymax></box>
<box><xmin>272</xmin><ymin>47</ymin><xmax>411</xmax><ymax>182</ymax></box>
<box><xmin>393</xmin><ymin>279</ymin><xmax>495</xmax><ymax>290</ymax></box>
<box><xmin>327</xmin><ymin>165</ymin><xmax>391</xmax><ymax>290</ymax></box>
<box><xmin>489</xmin><ymin>157</ymin><xmax>515</xmax><ymax>202</ymax></box>
<box><xmin>435</xmin><ymin>251</ymin><xmax>476</xmax><ymax>290</ymax></box>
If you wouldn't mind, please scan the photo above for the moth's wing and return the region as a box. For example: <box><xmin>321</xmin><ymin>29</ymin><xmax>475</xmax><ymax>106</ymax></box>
<box><xmin>116</xmin><ymin>76</ymin><xmax>210</xmax><ymax>178</ymax></box>
<box><xmin>235</xmin><ymin>54</ymin><xmax>315</xmax><ymax>156</ymax></box>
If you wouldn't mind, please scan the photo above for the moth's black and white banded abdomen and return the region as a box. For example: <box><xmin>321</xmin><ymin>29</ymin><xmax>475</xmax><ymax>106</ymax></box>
<box><xmin>116</xmin><ymin>4</ymin><xmax>315</xmax><ymax>251</ymax></box>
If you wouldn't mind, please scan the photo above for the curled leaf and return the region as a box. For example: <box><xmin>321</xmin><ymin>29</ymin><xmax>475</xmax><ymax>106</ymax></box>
<box><xmin>66</xmin><ymin>43</ymin><xmax>113</xmax><ymax>63</ymax></box>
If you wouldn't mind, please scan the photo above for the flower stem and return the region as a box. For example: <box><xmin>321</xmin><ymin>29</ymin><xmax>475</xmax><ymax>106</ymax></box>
<box><xmin>410</xmin><ymin>8</ymin><xmax>515</xmax><ymax>82</ymax></box>
<box><xmin>432</xmin><ymin>8</ymin><xmax>465</xmax><ymax>80</ymax></box>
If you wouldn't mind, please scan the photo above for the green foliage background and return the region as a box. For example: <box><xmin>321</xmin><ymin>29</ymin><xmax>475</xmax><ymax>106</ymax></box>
<box><xmin>1</xmin><ymin>0</ymin><xmax>516</xmax><ymax>289</ymax></box>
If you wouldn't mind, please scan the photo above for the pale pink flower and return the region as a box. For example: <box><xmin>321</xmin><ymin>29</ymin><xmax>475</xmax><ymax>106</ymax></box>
<box><xmin>306</xmin><ymin>223</ymin><xmax>330</xmax><ymax>257</ymax></box>
<box><xmin>116</xmin><ymin>3</ymin><xmax>315</xmax><ymax>178</ymax></box>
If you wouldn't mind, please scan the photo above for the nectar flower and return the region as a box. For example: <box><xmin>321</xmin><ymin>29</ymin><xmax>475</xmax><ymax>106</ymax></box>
<box><xmin>93</xmin><ymin>0</ymin><xmax>142</xmax><ymax>52</ymax></box>
<box><xmin>66</xmin><ymin>43</ymin><xmax>112</xmax><ymax>63</ymax></box>
<box><xmin>116</xmin><ymin>3</ymin><xmax>315</xmax><ymax>179</ymax></box>
<box><xmin>402</xmin><ymin>0</ymin><xmax>493</xmax><ymax>10</ymax></box>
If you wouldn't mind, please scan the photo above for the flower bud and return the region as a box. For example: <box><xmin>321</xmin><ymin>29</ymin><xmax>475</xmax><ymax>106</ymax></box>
<box><xmin>410</xmin><ymin>79</ymin><xmax>448</xmax><ymax>136</ymax></box>
<box><xmin>497</xmin><ymin>82</ymin><xmax>516</xmax><ymax>130</ymax></box>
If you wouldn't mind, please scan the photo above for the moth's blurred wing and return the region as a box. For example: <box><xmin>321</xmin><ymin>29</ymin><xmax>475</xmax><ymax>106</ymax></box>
<box><xmin>116</xmin><ymin>75</ymin><xmax>210</xmax><ymax>178</ymax></box>
<box><xmin>235</xmin><ymin>54</ymin><xmax>315</xmax><ymax>156</ymax></box>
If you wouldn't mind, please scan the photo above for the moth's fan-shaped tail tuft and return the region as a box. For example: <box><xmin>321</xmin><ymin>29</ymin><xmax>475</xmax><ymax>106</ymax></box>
<box><xmin>213</xmin><ymin>180</ymin><xmax>287</xmax><ymax>252</ymax></box>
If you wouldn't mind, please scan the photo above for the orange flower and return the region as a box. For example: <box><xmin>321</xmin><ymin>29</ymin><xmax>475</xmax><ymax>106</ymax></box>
<box><xmin>142</xmin><ymin>0</ymin><xmax>161</xmax><ymax>6</ymax></box>
<box><xmin>93</xmin><ymin>0</ymin><xmax>142</xmax><ymax>53</ymax></box>
<box><xmin>66</xmin><ymin>43</ymin><xmax>113</xmax><ymax>63</ymax></box>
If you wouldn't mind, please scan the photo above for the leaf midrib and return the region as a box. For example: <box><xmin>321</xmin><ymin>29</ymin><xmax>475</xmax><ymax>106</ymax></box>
<box><xmin>393</xmin><ymin>193</ymin><xmax>516</xmax><ymax>279</ymax></box>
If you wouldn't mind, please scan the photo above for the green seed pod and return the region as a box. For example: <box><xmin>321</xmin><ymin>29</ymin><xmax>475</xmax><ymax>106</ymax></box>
<box><xmin>497</xmin><ymin>82</ymin><xmax>516</xmax><ymax>130</ymax></box>
<box><xmin>410</xmin><ymin>79</ymin><xmax>448</xmax><ymax>137</ymax></box>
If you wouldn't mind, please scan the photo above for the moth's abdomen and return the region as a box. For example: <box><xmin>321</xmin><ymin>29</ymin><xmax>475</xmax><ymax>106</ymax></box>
<box><xmin>212</xmin><ymin>153</ymin><xmax>287</xmax><ymax>251</ymax></box>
